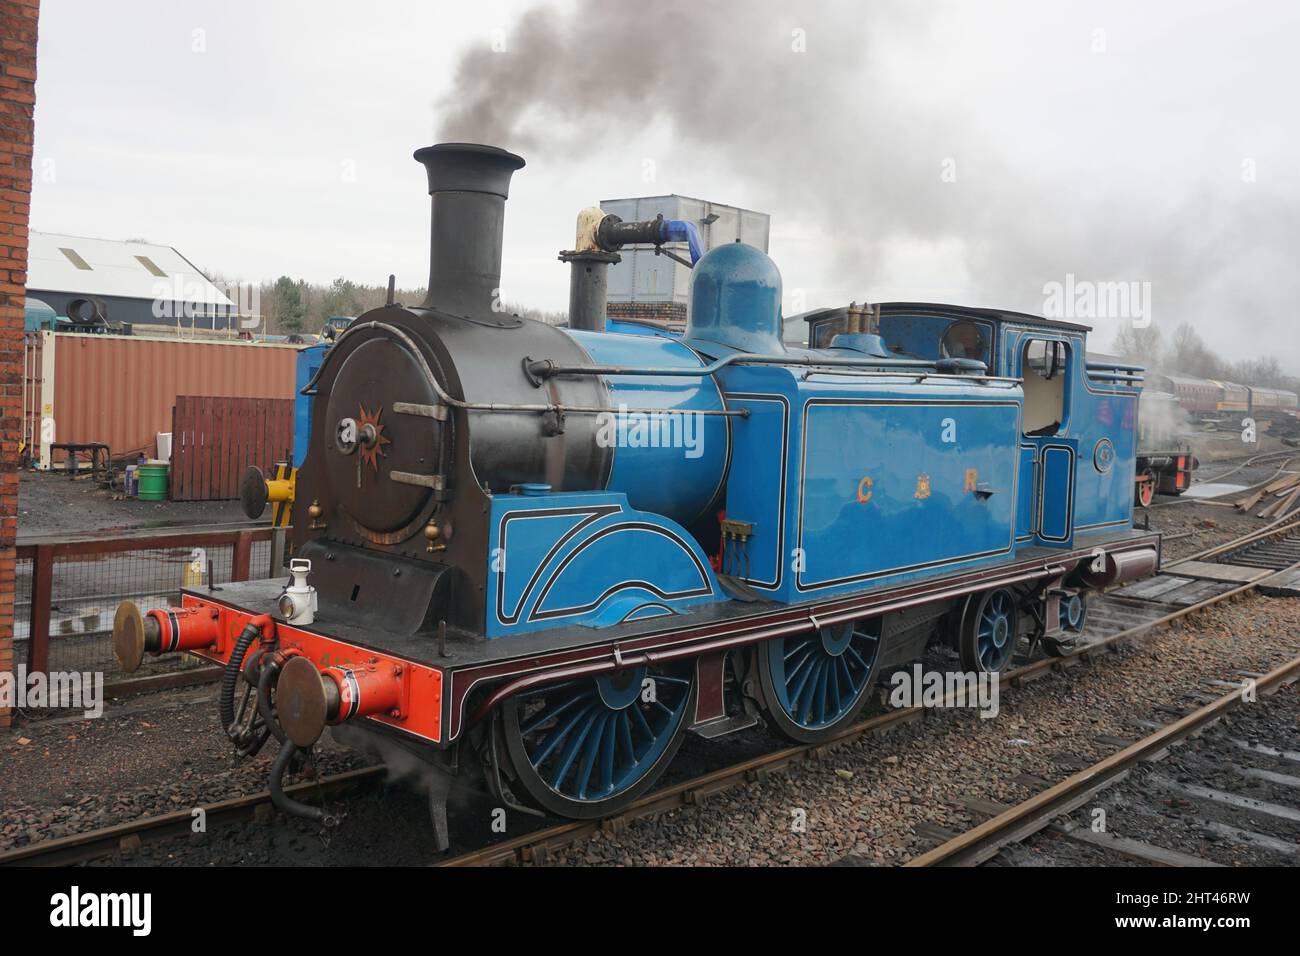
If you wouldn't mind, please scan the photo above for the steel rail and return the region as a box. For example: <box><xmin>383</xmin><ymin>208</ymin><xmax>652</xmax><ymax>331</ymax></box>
<box><xmin>906</xmin><ymin>651</ymin><xmax>1300</xmax><ymax>867</ymax></box>
<box><xmin>0</xmin><ymin>766</ymin><xmax>385</xmax><ymax>868</ymax></box>
<box><xmin>1170</xmin><ymin>512</ymin><xmax>1300</xmax><ymax>565</ymax></box>
<box><xmin>1198</xmin><ymin>449</ymin><xmax>1296</xmax><ymax>485</ymax></box>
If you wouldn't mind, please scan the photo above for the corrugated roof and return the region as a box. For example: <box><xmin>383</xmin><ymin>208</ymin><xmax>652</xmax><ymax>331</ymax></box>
<box><xmin>27</xmin><ymin>231</ymin><xmax>235</xmax><ymax>307</ymax></box>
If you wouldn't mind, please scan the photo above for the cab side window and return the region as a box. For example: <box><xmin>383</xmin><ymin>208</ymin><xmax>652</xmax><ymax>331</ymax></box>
<box><xmin>940</xmin><ymin>321</ymin><xmax>990</xmax><ymax>364</ymax></box>
<box><xmin>1022</xmin><ymin>339</ymin><xmax>1068</xmax><ymax>436</ymax></box>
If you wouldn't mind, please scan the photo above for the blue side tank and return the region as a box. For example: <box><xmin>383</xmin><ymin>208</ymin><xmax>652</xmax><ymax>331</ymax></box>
<box><xmin>564</xmin><ymin>329</ymin><xmax>729</xmax><ymax>527</ymax></box>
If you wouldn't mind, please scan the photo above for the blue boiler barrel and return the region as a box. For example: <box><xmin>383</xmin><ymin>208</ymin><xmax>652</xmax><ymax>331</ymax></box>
<box><xmin>564</xmin><ymin>329</ymin><xmax>730</xmax><ymax>527</ymax></box>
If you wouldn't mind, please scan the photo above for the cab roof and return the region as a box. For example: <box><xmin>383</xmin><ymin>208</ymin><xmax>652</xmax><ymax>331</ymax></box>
<box><xmin>797</xmin><ymin>302</ymin><xmax>1092</xmax><ymax>334</ymax></box>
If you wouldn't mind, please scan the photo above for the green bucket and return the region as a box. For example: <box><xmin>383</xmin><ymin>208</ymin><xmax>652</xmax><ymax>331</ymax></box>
<box><xmin>137</xmin><ymin>463</ymin><xmax>169</xmax><ymax>501</ymax></box>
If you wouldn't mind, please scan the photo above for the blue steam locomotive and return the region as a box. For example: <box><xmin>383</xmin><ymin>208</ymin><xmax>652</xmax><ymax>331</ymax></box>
<box><xmin>113</xmin><ymin>144</ymin><xmax>1160</xmax><ymax>834</ymax></box>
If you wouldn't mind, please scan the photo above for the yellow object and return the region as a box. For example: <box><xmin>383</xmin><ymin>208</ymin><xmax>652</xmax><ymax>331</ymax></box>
<box><xmin>182</xmin><ymin>560</ymin><xmax>204</xmax><ymax>589</ymax></box>
<box><xmin>268</xmin><ymin>464</ymin><xmax>296</xmax><ymax>527</ymax></box>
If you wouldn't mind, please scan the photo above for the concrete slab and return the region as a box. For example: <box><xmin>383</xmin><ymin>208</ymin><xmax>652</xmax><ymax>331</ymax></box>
<box><xmin>1182</xmin><ymin>482</ymin><xmax>1248</xmax><ymax>499</ymax></box>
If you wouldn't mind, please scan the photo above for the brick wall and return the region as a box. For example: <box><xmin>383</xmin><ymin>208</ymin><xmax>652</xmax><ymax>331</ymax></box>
<box><xmin>0</xmin><ymin>0</ymin><xmax>40</xmax><ymax>728</ymax></box>
<box><xmin>607</xmin><ymin>301</ymin><xmax>687</xmax><ymax>331</ymax></box>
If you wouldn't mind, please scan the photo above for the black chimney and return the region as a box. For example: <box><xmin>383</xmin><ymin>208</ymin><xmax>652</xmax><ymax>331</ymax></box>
<box><xmin>413</xmin><ymin>143</ymin><xmax>525</xmax><ymax>319</ymax></box>
<box><xmin>559</xmin><ymin>249</ymin><xmax>620</xmax><ymax>332</ymax></box>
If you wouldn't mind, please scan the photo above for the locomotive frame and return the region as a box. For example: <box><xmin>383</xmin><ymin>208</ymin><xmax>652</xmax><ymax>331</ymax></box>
<box><xmin>112</xmin><ymin>142</ymin><xmax>1162</xmax><ymax>838</ymax></box>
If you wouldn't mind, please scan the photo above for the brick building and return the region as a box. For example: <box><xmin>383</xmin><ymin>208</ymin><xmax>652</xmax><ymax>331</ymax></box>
<box><xmin>1</xmin><ymin>0</ymin><xmax>39</xmax><ymax>728</ymax></box>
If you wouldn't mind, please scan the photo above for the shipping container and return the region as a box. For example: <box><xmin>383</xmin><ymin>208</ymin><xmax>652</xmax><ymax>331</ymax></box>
<box><xmin>23</xmin><ymin>332</ymin><xmax>300</xmax><ymax>468</ymax></box>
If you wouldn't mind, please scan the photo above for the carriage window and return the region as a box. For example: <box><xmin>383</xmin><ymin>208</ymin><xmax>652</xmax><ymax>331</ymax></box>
<box><xmin>1022</xmin><ymin>339</ymin><xmax>1068</xmax><ymax>436</ymax></box>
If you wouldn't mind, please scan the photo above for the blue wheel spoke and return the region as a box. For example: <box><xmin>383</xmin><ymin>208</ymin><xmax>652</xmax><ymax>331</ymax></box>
<box><xmin>973</xmin><ymin>589</ymin><xmax>1017</xmax><ymax>672</ymax></box>
<box><xmin>617</xmin><ymin>711</ymin><xmax>635</xmax><ymax>765</ymax></box>
<box><xmin>801</xmin><ymin>660</ymin><xmax>824</xmax><ymax>724</ymax></box>
<box><xmin>517</xmin><ymin>665</ymin><xmax>692</xmax><ymax>806</ymax></box>
<box><xmin>530</xmin><ymin>702</ymin><xmax>597</xmax><ymax>767</ymax></box>
<box><xmin>784</xmin><ymin>639</ymin><xmax>815</xmax><ymax>662</ymax></box>
<box><xmin>787</xmin><ymin>656</ymin><xmax>818</xmax><ymax>705</ymax></box>
<box><xmin>837</xmin><ymin>658</ymin><xmax>857</xmax><ymax>697</ymax></box>
<box><xmin>598</xmin><ymin>717</ymin><xmax>617</xmax><ymax>795</ymax></box>
<box><xmin>815</xmin><ymin>663</ymin><xmax>830</xmax><ymax>724</ymax></box>
<box><xmin>785</xmin><ymin>650</ymin><xmax>816</xmax><ymax>691</ymax></box>
<box><xmin>574</xmin><ymin>713</ymin><xmax>610</xmax><ymax>799</ymax></box>
<box><xmin>768</xmin><ymin>621</ymin><xmax>880</xmax><ymax>731</ymax></box>
<box><xmin>520</xmin><ymin>692</ymin><xmax>588</xmax><ymax>737</ymax></box>
<box><xmin>549</xmin><ymin>708</ymin><xmax>603</xmax><ymax>791</ymax></box>
<box><xmin>629</xmin><ymin>700</ymin><xmax>654</xmax><ymax>748</ymax></box>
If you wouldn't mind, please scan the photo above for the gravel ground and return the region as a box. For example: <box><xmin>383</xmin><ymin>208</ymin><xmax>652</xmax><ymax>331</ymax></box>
<box><xmin>998</xmin><ymin>682</ymin><xmax>1300</xmax><ymax>866</ymax></box>
<box><xmin>544</xmin><ymin>595</ymin><xmax>1300</xmax><ymax>866</ymax></box>
<box><xmin>18</xmin><ymin>471</ymin><xmax>251</xmax><ymax>537</ymax></box>
<box><xmin>0</xmin><ymin>686</ymin><xmax>373</xmax><ymax>852</ymax></box>
<box><xmin>113</xmin><ymin>785</ymin><xmax>450</xmax><ymax>866</ymax></box>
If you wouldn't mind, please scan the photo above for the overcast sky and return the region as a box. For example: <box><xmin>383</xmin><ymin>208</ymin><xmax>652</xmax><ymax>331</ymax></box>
<box><xmin>29</xmin><ymin>0</ymin><xmax>1300</xmax><ymax>370</ymax></box>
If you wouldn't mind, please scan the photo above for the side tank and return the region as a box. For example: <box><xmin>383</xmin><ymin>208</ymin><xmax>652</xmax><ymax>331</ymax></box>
<box><xmin>565</xmin><ymin>329</ymin><xmax>729</xmax><ymax>527</ymax></box>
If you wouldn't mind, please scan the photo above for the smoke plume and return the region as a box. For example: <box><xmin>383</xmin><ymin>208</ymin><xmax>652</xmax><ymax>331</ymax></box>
<box><xmin>435</xmin><ymin>0</ymin><xmax>1300</xmax><ymax>371</ymax></box>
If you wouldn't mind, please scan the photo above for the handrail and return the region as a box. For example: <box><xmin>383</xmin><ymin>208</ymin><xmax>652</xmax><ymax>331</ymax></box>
<box><xmin>1086</xmin><ymin>360</ymin><xmax>1145</xmax><ymax>372</ymax></box>
<box><xmin>527</xmin><ymin>351</ymin><xmax>950</xmax><ymax>382</ymax></box>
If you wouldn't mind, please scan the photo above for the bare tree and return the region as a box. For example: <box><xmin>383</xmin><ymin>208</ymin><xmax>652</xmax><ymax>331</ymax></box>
<box><xmin>1111</xmin><ymin>322</ymin><xmax>1164</xmax><ymax>368</ymax></box>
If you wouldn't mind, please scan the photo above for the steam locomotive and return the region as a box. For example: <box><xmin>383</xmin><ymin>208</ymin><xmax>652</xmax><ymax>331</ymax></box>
<box><xmin>111</xmin><ymin>143</ymin><xmax>1161</xmax><ymax>840</ymax></box>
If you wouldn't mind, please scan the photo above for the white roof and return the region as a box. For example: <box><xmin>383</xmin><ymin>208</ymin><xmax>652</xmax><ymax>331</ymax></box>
<box><xmin>27</xmin><ymin>231</ymin><xmax>235</xmax><ymax>307</ymax></box>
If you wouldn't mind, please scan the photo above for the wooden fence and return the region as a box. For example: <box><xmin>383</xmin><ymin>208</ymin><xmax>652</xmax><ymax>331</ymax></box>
<box><xmin>170</xmin><ymin>396</ymin><xmax>294</xmax><ymax>500</ymax></box>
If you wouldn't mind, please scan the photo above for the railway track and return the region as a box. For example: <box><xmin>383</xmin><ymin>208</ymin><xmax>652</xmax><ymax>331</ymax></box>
<box><xmin>0</xmin><ymin>767</ymin><xmax>385</xmax><ymax>867</ymax></box>
<box><xmin>904</xmin><ymin>653</ymin><xmax>1300</xmax><ymax>867</ymax></box>
<box><xmin>5</xmin><ymin>519</ymin><xmax>1299</xmax><ymax>868</ymax></box>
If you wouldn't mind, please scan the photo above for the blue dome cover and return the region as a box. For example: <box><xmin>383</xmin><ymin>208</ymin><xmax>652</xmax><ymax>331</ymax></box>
<box><xmin>686</xmin><ymin>242</ymin><xmax>784</xmax><ymax>355</ymax></box>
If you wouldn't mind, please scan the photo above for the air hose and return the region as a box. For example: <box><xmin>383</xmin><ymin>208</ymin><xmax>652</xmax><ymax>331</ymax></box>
<box><xmin>219</xmin><ymin>622</ymin><xmax>261</xmax><ymax>739</ymax></box>
<box><xmin>257</xmin><ymin>656</ymin><xmax>287</xmax><ymax>744</ymax></box>
<box><xmin>270</xmin><ymin>742</ymin><xmax>337</xmax><ymax>826</ymax></box>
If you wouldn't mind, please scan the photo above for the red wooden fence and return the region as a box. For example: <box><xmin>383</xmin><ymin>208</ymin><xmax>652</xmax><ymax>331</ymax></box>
<box><xmin>170</xmin><ymin>396</ymin><xmax>294</xmax><ymax>501</ymax></box>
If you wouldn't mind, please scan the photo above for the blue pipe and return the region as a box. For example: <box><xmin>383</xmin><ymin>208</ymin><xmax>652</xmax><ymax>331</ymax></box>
<box><xmin>659</xmin><ymin>219</ymin><xmax>705</xmax><ymax>264</ymax></box>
